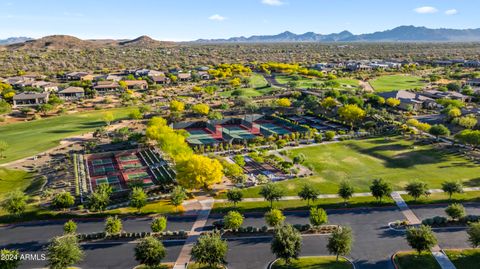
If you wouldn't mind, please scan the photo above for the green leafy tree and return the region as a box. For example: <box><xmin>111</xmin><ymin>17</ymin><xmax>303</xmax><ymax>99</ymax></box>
<box><xmin>46</xmin><ymin>235</ymin><xmax>84</xmax><ymax>269</ymax></box>
<box><xmin>87</xmin><ymin>184</ymin><xmax>112</xmax><ymax>212</ymax></box>
<box><xmin>265</xmin><ymin>208</ymin><xmax>285</xmax><ymax>227</ymax></box>
<box><xmin>467</xmin><ymin>222</ymin><xmax>480</xmax><ymax>248</ymax></box>
<box><xmin>271</xmin><ymin>224</ymin><xmax>302</xmax><ymax>264</ymax></box>
<box><xmin>405</xmin><ymin>181</ymin><xmax>428</xmax><ymax>201</ymax></box>
<box><xmin>338</xmin><ymin>181</ymin><xmax>354</xmax><ymax>204</ymax></box>
<box><xmin>151</xmin><ymin>216</ymin><xmax>167</xmax><ymax>233</ymax></box>
<box><xmin>170</xmin><ymin>186</ymin><xmax>187</xmax><ymax>212</ymax></box>
<box><xmin>325</xmin><ymin>131</ymin><xmax>336</xmax><ymax>141</ymax></box>
<box><xmin>105</xmin><ymin>216</ymin><xmax>122</xmax><ymax>235</ymax></box>
<box><xmin>0</xmin><ymin>249</ymin><xmax>20</xmax><ymax>269</ymax></box>
<box><xmin>309</xmin><ymin>207</ymin><xmax>328</xmax><ymax>227</ymax></box>
<box><xmin>370</xmin><ymin>178</ymin><xmax>392</xmax><ymax>202</ymax></box>
<box><xmin>260</xmin><ymin>183</ymin><xmax>285</xmax><ymax>208</ymax></box>
<box><xmin>191</xmin><ymin>232</ymin><xmax>228</xmax><ymax>268</ymax></box>
<box><xmin>2</xmin><ymin>191</ymin><xmax>27</xmax><ymax>216</ymax></box>
<box><xmin>129</xmin><ymin>187</ymin><xmax>147</xmax><ymax>210</ymax></box>
<box><xmin>226</xmin><ymin>188</ymin><xmax>243</xmax><ymax>207</ymax></box>
<box><xmin>51</xmin><ymin>191</ymin><xmax>75</xmax><ymax>211</ymax></box>
<box><xmin>102</xmin><ymin>112</ymin><xmax>114</xmax><ymax>126</ymax></box>
<box><xmin>441</xmin><ymin>181</ymin><xmax>463</xmax><ymax>199</ymax></box>
<box><xmin>338</xmin><ymin>104</ymin><xmax>366</xmax><ymax>129</ymax></box>
<box><xmin>298</xmin><ymin>184</ymin><xmax>320</xmax><ymax>206</ymax></box>
<box><xmin>406</xmin><ymin>225</ymin><xmax>438</xmax><ymax>254</ymax></box>
<box><xmin>327</xmin><ymin>226</ymin><xmax>354</xmax><ymax>261</ymax></box>
<box><xmin>223</xmin><ymin>210</ymin><xmax>244</xmax><ymax>229</ymax></box>
<box><xmin>134</xmin><ymin>236</ymin><xmax>166</xmax><ymax>267</ymax></box>
<box><xmin>63</xmin><ymin>220</ymin><xmax>77</xmax><ymax>234</ymax></box>
<box><xmin>429</xmin><ymin>124</ymin><xmax>450</xmax><ymax>140</ymax></box>
<box><xmin>445</xmin><ymin>203</ymin><xmax>465</xmax><ymax>220</ymax></box>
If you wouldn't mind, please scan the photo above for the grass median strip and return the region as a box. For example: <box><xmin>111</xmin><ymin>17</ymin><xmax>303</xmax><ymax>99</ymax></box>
<box><xmin>271</xmin><ymin>256</ymin><xmax>353</xmax><ymax>269</ymax></box>
<box><xmin>445</xmin><ymin>249</ymin><xmax>480</xmax><ymax>269</ymax></box>
<box><xmin>212</xmin><ymin>196</ymin><xmax>395</xmax><ymax>214</ymax></box>
<box><xmin>393</xmin><ymin>251</ymin><xmax>441</xmax><ymax>269</ymax></box>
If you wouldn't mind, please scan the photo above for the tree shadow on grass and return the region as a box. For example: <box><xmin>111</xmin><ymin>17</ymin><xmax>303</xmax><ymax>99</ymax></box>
<box><xmin>464</xmin><ymin>177</ymin><xmax>480</xmax><ymax>187</ymax></box>
<box><xmin>346</xmin><ymin>143</ymin><xmax>451</xmax><ymax>169</ymax></box>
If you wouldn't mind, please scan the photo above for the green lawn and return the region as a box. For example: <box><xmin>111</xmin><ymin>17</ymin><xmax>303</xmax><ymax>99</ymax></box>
<box><xmin>394</xmin><ymin>252</ymin><xmax>440</xmax><ymax>269</ymax></box>
<box><xmin>271</xmin><ymin>256</ymin><xmax>353</xmax><ymax>269</ymax></box>
<box><xmin>226</xmin><ymin>137</ymin><xmax>480</xmax><ymax>198</ymax></box>
<box><xmin>370</xmin><ymin>75</ymin><xmax>426</xmax><ymax>92</ymax></box>
<box><xmin>402</xmin><ymin>191</ymin><xmax>480</xmax><ymax>205</ymax></box>
<box><xmin>0</xmin><ymin>168</ymin><xmax>34</xmax><ymax>200</ymax></box>
<box><xmin>0</xmin><ymin>107</ymin><xmax>135</xmax><ymax>164</ymax></box>
<box><xmin>445</xmin><ymin>249</ymin><xmax>480</xmax><ymax>269</ymax></box>
<box><xmin>212</xmin><ymin>196</ymin><xmax>394</xmax><ymax>214</ymax></box>
<box><xmin>275</xmin><ymin>75</ymin><xmax>359</xmax><ymax>90</ymax></box>
<box><xmin>0</xmin><ymin>199</ymin><xmax>179</xmax><ymax>224</ymax></box>
<box><xmin>220</xmin><ymin>73</ymin><xmax>279</xmax><ymax>97</ymax></box>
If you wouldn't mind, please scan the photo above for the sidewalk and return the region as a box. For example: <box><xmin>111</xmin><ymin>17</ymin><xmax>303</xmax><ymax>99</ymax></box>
<box><xmin>174</xmin><ymin>198</ymin><xmax>214</xmax><ymax>269</ymax></box>
<box><xmin>390</xmin><ymin>192</ymin><xmax>456</xmax><ymax>269</ymax></box>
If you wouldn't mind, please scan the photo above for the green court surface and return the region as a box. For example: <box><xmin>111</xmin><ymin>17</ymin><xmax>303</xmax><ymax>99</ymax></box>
<box><xmin>258</xmin><ymin>122</ymin><xmax>291</xmax><ymax>135</ymax></box>
<box><xmin>222</xmin><ymin>125</ymin><xmax>258</xmax><ymax>140</ymax></box>
<box><xmin>127</xmin><ymin>172</ymin><xmax>149</xmax><ymax>180</ymax></box>
<box><xmin>186</xmin><ymin>128</ymin><xmax>220</xmax><ymax>145</ymax></box>
<box><xmin>119</xmin><ymin>155</ymin><xmax>138</xmax><ymax>161</ymax></box>
<box><xmin>93</xmin><ymin>165</ymin><xmax>115</xmax><ymax>174</ymax></box>
<box><xmin>122</xmin><ymin>162</ymin><xmax>143</xmax><ymax>169</ymax></box>
<box><xmin>92</xmin><ymin>158</ymin><xmax>113</xmax><ymax>165</ymax></box>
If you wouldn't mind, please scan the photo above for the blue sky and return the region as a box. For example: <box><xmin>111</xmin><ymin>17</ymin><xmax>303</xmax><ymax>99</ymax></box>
<box><xmin>0</xmin><ymin>0</ymin><xmax>478</xmax><ymax>41</ymax></box>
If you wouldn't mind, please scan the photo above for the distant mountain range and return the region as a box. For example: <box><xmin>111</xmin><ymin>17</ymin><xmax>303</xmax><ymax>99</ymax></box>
<box><xmin>2</xmin><ymin>35</ymin><xmax>175</xmax><ymax>50</ymax></box>
<box><xmin>2</xmin><ymin>26</ymin><xmax>480</xmax><ymax>50</ymax></box>
<box><xmin>195</xmin><ymin>26</ymin><xmax>480</xmax><ymax>43</ymax></box>
<box><xmin>0</xmin><ymin>37</ymin><xmax>33</xmax><ymax>45</ymax></box>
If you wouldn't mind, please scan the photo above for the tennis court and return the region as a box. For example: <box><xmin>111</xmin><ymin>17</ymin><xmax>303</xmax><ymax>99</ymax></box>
<box><xmin>92</xmin><ymin>163</ymin><xmax>116</xmax><ymax>174</ymax></box>
<box><xmin>122</xmin><ymin>162</ymin><xmax>143</xmax><ymax>169</ymax></box>
<box><xmin>256</xmin><ymin>122</ymin><xmax>292</xmax><ymax>135</ymax></box>
<box><xmin>92</xmin><ymin>158</ymin><xmax>113</xmax><ymax>165</ymax></box>
<box><xmin>222</xmin><ymin>125</ymin><xmax>258</xmax><ymax>140</ymax></box>
<box><xmin>185</xmin><ymin>128</ymin><xmax>222</xmax><ymax>145</ymax></box>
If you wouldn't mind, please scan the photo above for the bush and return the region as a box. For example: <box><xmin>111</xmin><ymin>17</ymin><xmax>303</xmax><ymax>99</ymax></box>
<box><xmin>433</xmin><ymin>216</ymin><xmax>447</xmax><ymax>225</ymax></box>
<box><xmin>445</xmin><ymin>203</ymin><xmax>466</xmax><ymax>220</ymax></box>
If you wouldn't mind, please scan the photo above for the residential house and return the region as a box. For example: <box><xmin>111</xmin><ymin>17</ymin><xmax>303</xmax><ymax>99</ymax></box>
<box><xmin>345</xmin><ymin>62</ymin><xmax>372</xmax><ymax>72</ymax></box>
<box><xmin>464</xmin><ymin>60</ymin><xmax>480</xmax><ymax>68</ymax></box>
<box><xmin>150</xmin><ymin>76</ymin><xmax>170</xmax><ymax>85</ymax></box>
<box><xmin>13</xmin><ymin>92</ymin><xmax>49</xmax><ymax>108</ymax></box>
<box><xmin>466</xmin><ymin>79</ymin><xmax>480</xmax><ymax>87</ymax></box>
<box><xmin>422</xmin><ymin>89</ymin><xmax>471</xmax><ymax>102</ymax></box>
<box><xmin>135</xmin><ymin>69</ymin><xmax>164</xmax><ymax>78</ymax></box>
<box><xmin>57</xmin><ymin>87</ymin><xmax>85</xmax><ymax>100</ymax></box>
<box><xmin>197</xmin><ymin>71</ymin><xmax>210</xmax><ymax>80</ymax></box>
<box><xmin>94</xmin><ymin>74</ymin><xmax>123</xmax><ymax>82</ymax></box>
<box><xmin>65</xmin><ymin>72</ymin><xmax>93</xmax><ymax>81</ymax></box>
<box><xmin>124</xmin><ymin>80</ymin><xmax>148</xmax><ymax>90</ymax></box>
<box><xmin>93</xmin><ymin>81</ymin><xmax>120</xmax><ymax>94</ymax></box>
<box><xmin>379</xmin><ymin>90</ymin><xmax>436</xmax><ymax>111</ymax></box>
<box><xmin>177</xmin><ymin>73</ymin><xmax>192</xmax><ymax>81</ymax></box>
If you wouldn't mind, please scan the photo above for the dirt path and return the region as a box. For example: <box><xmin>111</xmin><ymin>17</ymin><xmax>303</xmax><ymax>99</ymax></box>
<box><xmin>359</xmin><ymin>80</ymin><xmax>374</xmax><ymax>92</ymax></box>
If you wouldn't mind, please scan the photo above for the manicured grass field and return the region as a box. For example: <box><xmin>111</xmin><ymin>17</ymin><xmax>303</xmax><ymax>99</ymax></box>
<box><xmin>394</xmin><ymin>252</ymin><xmax>440</xmax><ymax>269</ymax></box>
<box><xmin>226</xmin><ymin>137</ymin><xmax>480</xmax><ymax>198</ymax></box>
<box><xmin>370</xmin><ymin>75</ymin><xmax>426</xmax><ymax>92</ymax></box>
<box><xmin>445</xmin><ymin>249</ymin><xmax>480</xmax><ymax>269</ymax></box>
<box><xmin>0</xmin><ymin>199</ymin><xmax>180</xmax><ymax>224</ymax></box>
<box><xmin>402</xmin><ymin>191</ymin><xmax>480</xmax><ymax>205</ymax></box>
<box><xmin>220</xmin><ymin>73</ymin><xmax>279</xmax><ymax>97</ymax></box>
<box><xmin>0</xmin><ymin>168</ymin><xmax>34</xmax><ymax>200</ymax></box>
<box><xmin>275</xmin><ymin>75</ymin><xmax>359</xmax><ymax>90</ymax></box>
<box><xmin>212</xmin><ymin>195</ymin><xmax>394</xmax><ymax>214</ymax></box>
<box><xmin>271</xmin><ymin>256</ymin><xmax>353</xmax><ymax>269</ymax></box>
<box><xmin>0</xmin><ymin>107</ymin><xmax>135</xmax><ymax>164</ymax></box>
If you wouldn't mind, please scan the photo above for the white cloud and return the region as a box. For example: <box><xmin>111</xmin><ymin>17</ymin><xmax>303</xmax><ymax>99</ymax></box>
<box><xmin>413</xmin><ymin>6</ymin><xmax>438</xmax><ymax>14</ymax></box>
<box><xmin>208</xmin><ymin>14</ymin><xmax>226</xmax><ymax>21</ymax></box>
<box><xmin>262</xmin><ymin>0</ymin><xmax>284</xmax><ymax>6</ymax></box>
<box><xmin>445</xmin><ymin>9</ymin><xmax>458</xmax><ymax>15</ymax></box>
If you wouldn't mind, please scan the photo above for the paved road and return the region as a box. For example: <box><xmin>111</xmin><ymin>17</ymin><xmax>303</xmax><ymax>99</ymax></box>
<box><xmin>1</xmin><ymin>204</ymin><xmax>476</xmax><ymax>269</ymax></box>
